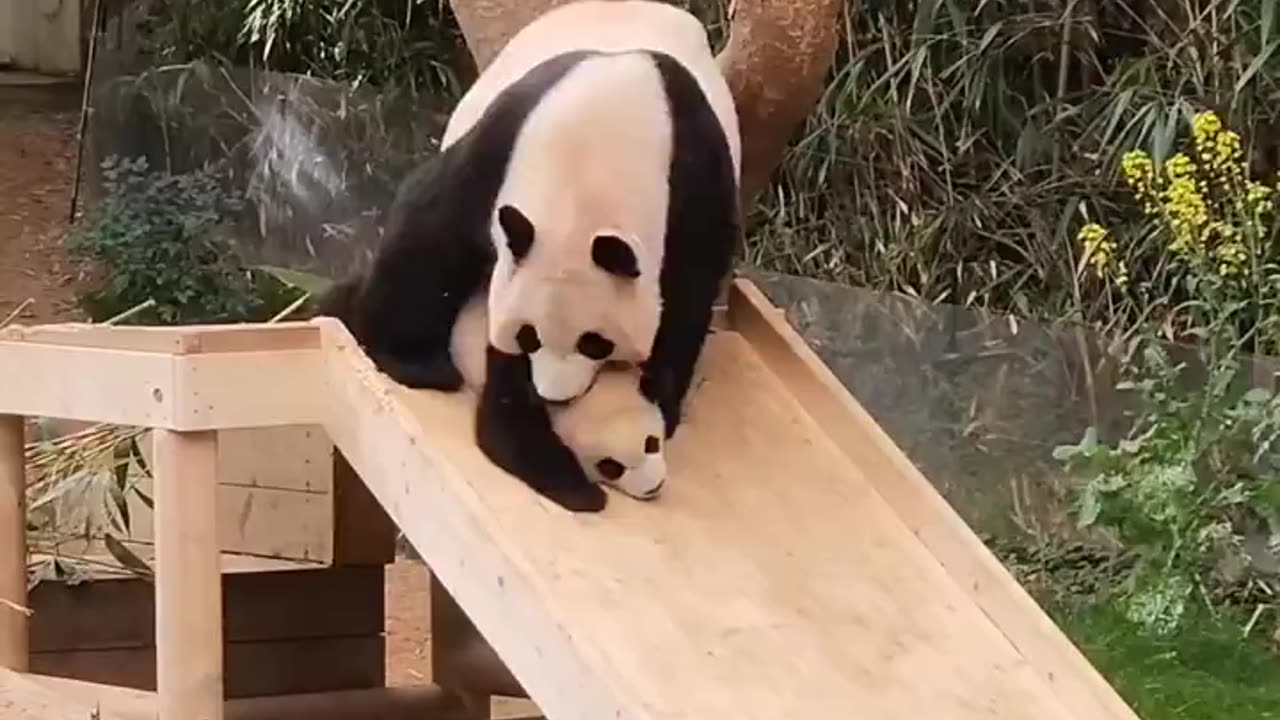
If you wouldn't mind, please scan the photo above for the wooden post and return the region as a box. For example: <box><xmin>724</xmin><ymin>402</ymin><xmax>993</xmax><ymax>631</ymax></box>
<box><xmin>0</xmin><ymin>415</ymin><xmax>27</xmax><ymax>671</ymax></box>
<box><xmin>153</xmin><ymin>429</ymin><xmax>223</xmax><ymax>720</ymax></box>
<box><xmin>431</xmin><ymin>575</ymin><xmax>496</xmax><ymax>720</ymax></box>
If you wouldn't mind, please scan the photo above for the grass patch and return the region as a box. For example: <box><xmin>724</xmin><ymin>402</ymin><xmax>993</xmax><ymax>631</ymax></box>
<box><xmin>1051</xmin><ymin>601</ymin><xmax>1280</xmax><ymax>719</ymax></box>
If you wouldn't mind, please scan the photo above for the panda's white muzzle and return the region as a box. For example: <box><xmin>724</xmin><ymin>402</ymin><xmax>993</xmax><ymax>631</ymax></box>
<box><xmin>530</xmin><ymin>349</ymin><xmax>601</xmax><ymax>402</ymax></box>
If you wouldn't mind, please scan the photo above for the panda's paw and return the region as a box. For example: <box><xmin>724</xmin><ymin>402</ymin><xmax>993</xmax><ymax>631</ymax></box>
<box><xmin>542</xmin><ymin>483</ymin><xmax>608</xmax><ymax>513</ymax></box>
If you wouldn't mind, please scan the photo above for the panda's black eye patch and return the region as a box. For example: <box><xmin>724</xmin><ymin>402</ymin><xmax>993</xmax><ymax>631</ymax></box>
<box><xmin>591</xmin><ymin>234</ymin><xmax>640</xmax><ymax>278</ymax></box>
<box><xmin>498</xmin><ymin>205</ymin><xmax>535</xmax><ymax>261</ymax></box>
<box><xmin>595</xmin><ymin>458</ymin><xmax>625</xmax><ymax>481</ymax></box>
<box><xmin>515</xmin><ymin>324</ymin><xmax>541</xmax><ymax>354</ymax></box>
<box><xmin>644</xmin><ymin>435</ymin><xmax>660</xmax><ymax>454</ymax></box>
<box><xmin>576</xmin><ymin>332</ymin><xmax>615</xmax><ymax>360</ymax></box>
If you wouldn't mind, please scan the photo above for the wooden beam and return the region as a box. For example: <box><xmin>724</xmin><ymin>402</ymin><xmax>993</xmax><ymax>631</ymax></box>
<box><xmin>0</xmin><ymin>342</ymin><xmax>325</xmax><ymax>430</ymax></box>
<box><xmin>0</xmin><ymin>415</ymin><xmax>26</xmax><ymax>672</ymax></box>
<box><xmin>153</xmin><ymin>430</ymin><xmax>223</xmax><ymax>720</ymax></box>
<box><xmin>0</xmin><ymin>321</ymin><xmax>320</xmax><ymax>355</ymax></box>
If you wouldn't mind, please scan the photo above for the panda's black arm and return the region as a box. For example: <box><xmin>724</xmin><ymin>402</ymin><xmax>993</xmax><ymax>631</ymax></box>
<box><xmin>475</xmin><ymin>346</ymin><xmax>608</xmax><ymax>512</ymax></box>
<box><xmin>641</xmin><ymin>302</ymin><xmax>716</xmax><ymax>438</ymax></box>
<box><xmin>355</xmin><ymin>151</ymin><xmax>497</xmax><ymax>391</ymax></box>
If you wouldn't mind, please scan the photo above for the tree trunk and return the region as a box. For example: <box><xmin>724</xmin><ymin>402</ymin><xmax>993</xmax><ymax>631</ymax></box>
<box><xmin>717</xmin><ymin>0</ymin><xmax>847</xmax><ymax>206</ymax></box>
<box><xmin>445</xmin><ymin>0</ymin><xmax>848</xmax><ymax>209</ymax></box>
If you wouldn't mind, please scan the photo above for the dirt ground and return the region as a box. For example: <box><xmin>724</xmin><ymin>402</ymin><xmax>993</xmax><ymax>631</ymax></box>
<box><xmin>1</xmin><ymin>78</ymin><xmax>536</xmax><ymax>718</ymax></box>
<box><xmin>0</xmin><ymin>86</ymin><xmax>83</xmax><ymax>325</ymax></box>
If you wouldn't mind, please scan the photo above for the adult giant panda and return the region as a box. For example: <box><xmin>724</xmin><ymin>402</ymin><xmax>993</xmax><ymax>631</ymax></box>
<box><xmin>353</xmin><ymin>0</ymin><xmax>740</xmax><ymax>511</ymax></box>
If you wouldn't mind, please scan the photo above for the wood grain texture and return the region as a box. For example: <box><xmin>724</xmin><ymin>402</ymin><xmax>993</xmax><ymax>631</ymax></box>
<box><xmin>726</xmin><ymin>279</ymin><xmax>1140</xmax><ymax>720</ymax></box>
<box><xmin>30</xmin><ymin>565</ymin><xmax>384</xmax><ymax>652</ymax></box>
<box><xmin>0</xmin><ymin>344</ymin><xmax>324</xmax><ymax>430</ymax></box>
<box><xmin>0</xmin><ymin>321</ymin><xmax>319</xmax><ymax>355</ymax></box>
<box><xmin>153</xmin><ymin>429</ymin><xmax>223</xmax><ymax>720</ymax></box>
<box><xmin>0</xmin><ymin>415</ymin><xmax>26</xmax><ymax>671</ymax></box>
<box><xmin>29</xmin><ymin>635</ymin><xmax>385</xmax><ymax>699</ymax></box>
<box><xmin>315</xmin><ymin>295</ymin><xmax>1126</xmax><ymax>720</ymax></box>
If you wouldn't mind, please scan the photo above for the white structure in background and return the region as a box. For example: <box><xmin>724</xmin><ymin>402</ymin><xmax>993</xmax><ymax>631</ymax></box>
<box><xmin>0</xmin><ymin>0</ymin><xmax>83</xmax><ymax>75</ymax></box>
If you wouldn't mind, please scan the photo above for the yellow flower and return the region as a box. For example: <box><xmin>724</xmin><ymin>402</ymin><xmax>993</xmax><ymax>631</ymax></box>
<box><xmin>1213</xmin><ymin>240</ymin><xmax>1248</xmax><ymax>277</ymax></box>
<box><xmin>1077</xmin><ymin>222</ymin><xmax>1124</xmax><ymax>284</ymax></box>
<box><xmin>1245</xmin><ymin>181</ymin><xmax>1275</xmax><ymax>217</ymax></box>
<box><xmin>1192</xmin><ymin>111</ymin><xmax>1222</xmax><ymax>142</ymax></box>
<box><xmin>1191</xmin><ymin>110</ymin><xmax>1246</xmax><ymax>192</ymax></box>
<box><xmin>1161</xmin><ymin>174</ymin><xmax>1209</xmax><ymax>255</ymax></box>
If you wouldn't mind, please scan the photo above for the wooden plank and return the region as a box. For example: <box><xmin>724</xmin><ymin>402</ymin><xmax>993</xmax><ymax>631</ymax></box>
<box><xmin>128</xmin><ymin>479</ymin><xmax>333</xmax><ymax>563</ymax></box>
<box><xmin>0</xmin><ymin>415</ymin><xmax>26</xmax><ymax>671</ymax></box>
<box><xmin>331</xmin><ymin>449</ymin><xmax>398</xmax><ymax>566</ymax></box>
<box><xmin>0</xmin><ymin>344</ymin><xmax>324</xmax><ymax>431</ymax></box>
<box><xmin>317</xmin><ymin>316</ymin><xmax>1094</xmax><ymax>720</ymax></box>
<box><xmin>725</xmin><ymin>278</ymin><xmax>1139</xmax><ymax>720</ymax></box>
<box><xmin>0</xmin><ymin>343</ymin><xmax>177</xmax><ymax>427</ymax></box>
<box><xmin>30</xmin><ymin>565</ymin><xmax>384</xmax><ymax>652</ymax></box>
<box><xmin>217</xmin><ymin>425</ymin><xmax>333</xmax><ymax>494</ymax></box>
<box><xmin>0</xmin><ymin>321</ymin><xmax>320</xmax><ymax>355</ymax></box>
<box><xmin>29</xmin><ymin>635</ymin><xmax>385</xmax><ymax>699</ymax></box>
<box><xmin>172</xmin><ymin>350</ymin><xmax>326</xmax><ymax>431</ymax></box>
<box><xmin>0</xmin><ymin>667</ymin><xmax>127</xmax><ymax>720</ymax></box>
<box><xmin>153</xmin><ymin>429</ymin><xmax>223</xmax><ymax>720</ymax></box>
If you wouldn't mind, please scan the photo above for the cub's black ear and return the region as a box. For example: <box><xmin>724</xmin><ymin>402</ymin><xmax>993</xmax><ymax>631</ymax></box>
<box><xmin>592</xmin><ymin>234</ymin><xmax>640</xmax><ymax>278</ymax></box>
<box><xmin>498</xmin><ymin>205</ymin><xmax>535</xmax><ymax>261</ymax></box>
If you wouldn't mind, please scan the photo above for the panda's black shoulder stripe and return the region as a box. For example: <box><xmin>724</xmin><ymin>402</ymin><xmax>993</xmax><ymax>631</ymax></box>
<box><xmin>446</xmin><ymin>49</ymin><xmax>602</xmax><ymax>203</ymax></box>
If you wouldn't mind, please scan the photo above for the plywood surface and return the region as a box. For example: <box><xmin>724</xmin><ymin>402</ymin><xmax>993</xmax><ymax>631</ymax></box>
<box><xmin>319</xmin><ymin>304</ymin><xmax>1133</xmax><ymax>720</ymax></box>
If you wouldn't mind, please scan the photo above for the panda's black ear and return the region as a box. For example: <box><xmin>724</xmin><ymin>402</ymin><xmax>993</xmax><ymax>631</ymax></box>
<box><xmin>498</xmin><ymin>205</ymin><xmax>534</xmax><ymax>261</ymax></box>
<box><xmin>592</xmin><ymin>235</ymin><xmax>640</xmax><ymax>279</ymax></box>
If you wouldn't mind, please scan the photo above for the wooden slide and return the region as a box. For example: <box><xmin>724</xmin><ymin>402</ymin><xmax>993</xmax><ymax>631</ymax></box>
<box><xmin>0</xmin><ymin>278</ymin><xmax>1140</xmax><ymax>720</ymax></box>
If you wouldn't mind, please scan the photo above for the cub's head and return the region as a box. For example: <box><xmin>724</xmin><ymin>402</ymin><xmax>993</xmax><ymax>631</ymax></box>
<box><xmin>551</xmin><ymin>368</ymin><xmax>668</xmax><ymax>501</ymax></box>
<box><xmin>488</xmin><ymin>203</ymin><xmax>661</xmax><ymax>402</ymax></box>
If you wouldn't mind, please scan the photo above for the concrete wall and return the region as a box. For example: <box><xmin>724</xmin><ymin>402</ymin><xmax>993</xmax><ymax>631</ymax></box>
<box><xmin>0</xmin><ymin>0</ymin><xmax>82</xmax><ymax>75</ymax></box>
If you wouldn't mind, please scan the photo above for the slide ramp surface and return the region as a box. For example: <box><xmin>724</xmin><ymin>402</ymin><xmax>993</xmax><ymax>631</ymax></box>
<box><xmin>318</xmin><ymin>279</ymin><xmax>1140</xmax><ymax>720</ymax></box>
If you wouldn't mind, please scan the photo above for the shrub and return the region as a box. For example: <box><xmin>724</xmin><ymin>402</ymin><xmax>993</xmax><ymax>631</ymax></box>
<box><xmin>67</xmin><ymin>155</ymin><xmax>278</xmax><ymax>324</ymax></box>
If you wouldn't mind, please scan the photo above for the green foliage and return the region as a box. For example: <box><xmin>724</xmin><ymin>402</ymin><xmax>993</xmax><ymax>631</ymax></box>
<box><xmin>67</xmin><ymin>155</ymin><xmax>296</xmax><ymax>325</ymax></box>
<box><xmin>744</xmin><ymin>0</ymin><xmax>1280</xmax><ymax>331</ymax></box>
<box><xmin>1057</xmin><ymin>601</ymin><xmax>1280</xmax><ymax>720</ymax></box>
<box><xmin>135</xmin><ymin>0</ymin><xmax>467</xmax><ymax>97</ymax></box>
<box><xmin>1053</xmin><ymin>305</ymin><xmax>1280</xmax><ymax>636</ymax></box>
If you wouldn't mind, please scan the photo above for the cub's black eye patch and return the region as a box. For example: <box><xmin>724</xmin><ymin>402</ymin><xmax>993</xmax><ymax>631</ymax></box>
<box><xmin>595</xmin><ymin>458</ymin><xmax>626</xmax><ymax>481</ymax></box>
<box><xmin>515</xmin><ymin>324</ymin><xmax>541</xmax><ymax>354</ymax></box>
<box><xmin>498</xmin><ymin>205</ymin><xmax>534</xmax><ymax>261</ymax></box>
<box><xmin>644</xmin><ymin>435</ymin><xmax>660</xmax><ymax>454</ymax></box>
<box><xmin>576</xmin><ymin>331</ymin><xmax>615</xmax><ymax>361</ymax></box>
<box><xmin>591</xmin><ymin>234</ymin><xmax>640</xmax><ymax>278</ymax></box>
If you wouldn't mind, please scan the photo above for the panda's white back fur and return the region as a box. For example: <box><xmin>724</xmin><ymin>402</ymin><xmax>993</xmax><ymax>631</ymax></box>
<box><xmin>441</xmin><ymin>0</ymin><xmax>741</xmax><ymax>177</ymax></box>
<box><xmin>486</xmin><ymin>52</ymin><xmax>669</xmax><ymax>372</ymax></box>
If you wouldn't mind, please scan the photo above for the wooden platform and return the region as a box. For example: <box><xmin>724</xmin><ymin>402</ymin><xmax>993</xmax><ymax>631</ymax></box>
<box><xmin>0</xmin><ymin>278</ymin><xmax>1141</xmax><ymax>720</ymax></box>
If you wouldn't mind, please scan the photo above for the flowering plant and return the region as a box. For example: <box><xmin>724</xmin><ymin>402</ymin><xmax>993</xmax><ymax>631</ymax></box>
<box><xmin>1058</xmin><ymin>111</ymin><xmax>1280</xmax><ymax>636</ymax></box>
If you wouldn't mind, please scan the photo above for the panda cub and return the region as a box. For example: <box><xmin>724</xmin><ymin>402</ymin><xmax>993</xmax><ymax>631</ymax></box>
<box><xmin>450</xmin><ymin>289</ymin><xmax>668</xmax><ymax>503</ymax></box>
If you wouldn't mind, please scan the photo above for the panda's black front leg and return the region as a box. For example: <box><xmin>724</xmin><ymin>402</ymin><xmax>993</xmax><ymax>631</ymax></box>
<box><xmin>475</xmin><ymin>345</ymin><xmax>607</xmax><ymax>512</ymax></box>
<box><xmin>640</xmin><ymin>307</ymin><xmax>714</xmax><ymax>439</ymax></box>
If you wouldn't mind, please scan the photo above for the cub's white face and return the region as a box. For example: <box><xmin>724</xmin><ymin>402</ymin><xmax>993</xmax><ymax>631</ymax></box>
<box><xmin>488</xmin><ymin>204</ymin><xmax>661</xmax><ymax>402</ymax></box>
<box><xmin>550</xmin><ymin>371</ymin><xmax>668</xmax><ymax>501</ymax></box>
